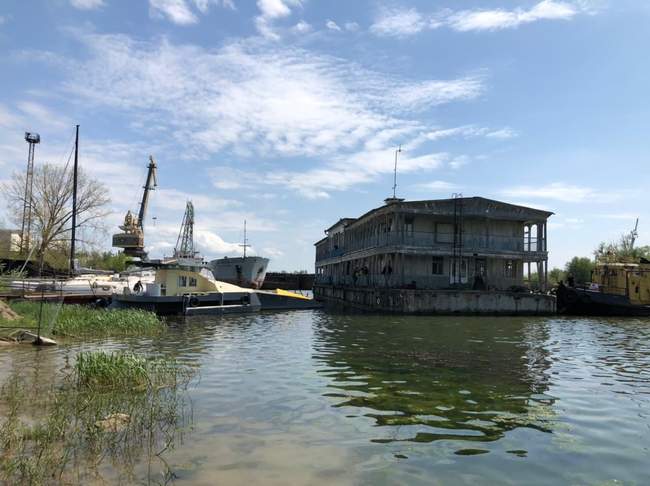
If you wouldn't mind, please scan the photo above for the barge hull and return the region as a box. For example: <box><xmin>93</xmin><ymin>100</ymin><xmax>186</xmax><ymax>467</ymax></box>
<box><xmin>314</xmin><ymin>285</ymin><xmax>555</xmax><ymax>315</ymax></box>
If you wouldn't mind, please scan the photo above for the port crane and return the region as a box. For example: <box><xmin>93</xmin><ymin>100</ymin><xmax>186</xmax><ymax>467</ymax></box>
<box><xmin>174</xmin><ymin>201</ymin><xmax>198</xmax><ymax>260</ymax></box>
<box><xmin>112</xmin><ymin>156</ymin><xmax>157</xmax><ymax>259</ymax></box>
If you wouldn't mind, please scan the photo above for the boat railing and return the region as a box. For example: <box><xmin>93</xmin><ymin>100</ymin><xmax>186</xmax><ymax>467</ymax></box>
<box><xmin>317</xmin><ymin>231</ymin><xmax>543</xmax><ymax>261</ymax></box>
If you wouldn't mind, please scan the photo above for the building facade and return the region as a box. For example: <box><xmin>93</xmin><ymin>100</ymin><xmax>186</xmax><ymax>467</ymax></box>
<box><xmin>0</xmin><ymin>229</ymin><xmax>21</xmax><ymax>256</ymax></box>
<box><xmin>314</xmin><ymin>197</ymin><xmax>553</xmax><ymax>313</ymax></box>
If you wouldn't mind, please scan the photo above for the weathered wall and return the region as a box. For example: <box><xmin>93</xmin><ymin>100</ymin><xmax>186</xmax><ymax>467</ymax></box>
<box><xmin>314</xmin><ymin>284</ymin><xmax>555</xmax><ymax>315</ymax></box>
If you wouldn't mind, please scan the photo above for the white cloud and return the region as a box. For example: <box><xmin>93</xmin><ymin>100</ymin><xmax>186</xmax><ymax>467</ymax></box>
<box><xmin>415</xmin><ymin>180</ymin><xmax>459</xmax><ymax>192</ymax></box>
<box><xmin>70</xmin><ymin>0</ymin><xmax>105</xmax><ymax>10</ymax></box>
<box><xmin>485</xmin><ymin>127</ymin><xmax>517</xmax><ymax>139</ymax></box>
<box><xmin>370</xmin><ymin>7</ymin><xmax>429</xmax><ymax>38</ymax></box>
<box><xmin>344</xmin><ymin>22</ymin><xmax>360</xmax><ymax>32</ymax></box>
<box><xmin>149</xmin><ymin>0</ymin><xmax>198</xmax><ymax>24</ymax></box>
<box><xmin>388</xmin><ymin>77</ymin><xmax>484</xmax><ymax>111</ymax></box>
<box><xmin>449</xmin><ymin>155</ymin><xmax>469</xmax><ymax>170</ymax></box>
<box><xmin>326</xmin><ymin>20</ymin><xmax>341</xmax><ymax>31</ymax></box>
<box><xmin>149</xmin><ymin>0</ymin><xmax>234</xmax><ymax>25</ymax></box>
<box><xmin>16</xmin><ymin>101</ymin><xmax>71</xmax><ymax>131</ymax></box>
<box><xmin>501</xmin><ymin>182</ymin><xmax>597</xmax><ymax>202</ymax></box>
<box><xmin>291</xmin><ymin>20</ymin><xmax>311</xmax><ymax>34</ymax></box>
<box><xmin>255</xmin><ymin>0</ymin><xmax>302</xmax><ymax>38</ymax></box>
<box><xmin>371</xmin><ymin>1</ymin><xmax>588</xmax><ymax>38</ymax></box>
<box><xmin>448</xmin><ymin>0</ymin><xmax>577</xmax><ymax>32</ymax></box>
<box><xmin>37</xmin><ymin>32</ymin><xmax>495</xmax><ymax>199</ymax></box>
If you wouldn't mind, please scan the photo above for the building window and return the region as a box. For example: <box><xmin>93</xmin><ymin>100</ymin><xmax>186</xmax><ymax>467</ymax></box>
<box><xmin>189</xmin><ymin>277</ymin><xmax>197</xmax><ymax>287</ymax></box>
<box><xmin>504</xmin><ymin>260</ymin><xmax>516</xmax><ymax>278</ymax></box>
<box><xmin>432</xmin><ymin>257</ymin><xmax>444</xmax><ymax>275</ymax></box>
<box><xmin>435</xmin><ymin>223</ymin><xmax>454</xmax><ymax>243</ymax></box>
<box><xmin>178</xmin><ymin>275</ymin><xmax>187</xmax><ymax>287</ymax></box>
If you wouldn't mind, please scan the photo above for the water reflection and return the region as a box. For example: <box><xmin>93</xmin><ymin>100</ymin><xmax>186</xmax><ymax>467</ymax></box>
<box><xmin>313</xmin><ymin>314</ymin><xmax>556</xmax><ymax>449</ymax></box>
<box><xmin>0</xmin><ymin>348</ymin><xmax>194</xmax><ymax>485</ymax></box>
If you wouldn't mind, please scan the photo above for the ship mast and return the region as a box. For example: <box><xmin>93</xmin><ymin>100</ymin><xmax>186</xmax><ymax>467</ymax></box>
<box><xmin>239</xmin><ymin>220</ymin><xmax>250</xmax><ymax>259</ymax></box>
<box><xmin>69</xmin><ymin>125</ymin><xmax>79</xmax><ymax>275</ymax></box>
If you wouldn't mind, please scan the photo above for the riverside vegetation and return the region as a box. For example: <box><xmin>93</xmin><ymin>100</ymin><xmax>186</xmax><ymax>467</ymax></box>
<box><xmin>1</xmin><ymin>301</ymin><xmax>162</xmax><ymax>338</ymax></box>
<box><xmin>0</xmin><ymin>350</ymin><xmax>195</xmax><ymax>484</ymax></box>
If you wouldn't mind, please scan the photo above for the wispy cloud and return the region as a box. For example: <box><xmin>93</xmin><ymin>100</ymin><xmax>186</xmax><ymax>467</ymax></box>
<box><xmin>291</xmin><ymin>20</ymin><xmax>311</xmax><ymax>34</ymax></box>
<box><xmin>414</xmin><ymin>180</ymin><xmax>459</xmax><ymax>192</ymax></box>
<box><xmin>370</xmin><ymin>1</ymin><xmax>588</xmax><ymax>38</ymax></box>
<box><xmin>28</xmin><ymin>30</ymin><xmax>514</xmax><ymax>199</ymax></box>
<box><xmin>370</xmin><ymin>7</ymin><xmax>431</xmax><ymax>38</ymax></box>
<box><xmin>501</xmin><ymin>182</ymin><xmax>598</xmax><ymax>202</ymax></box>
<box><xmin>326</xmin><ymin>20</ymin><xmax>341</xmax><ymax>31</ymax></box>
<box><xmin>255</xmin><ymin>0</ymin><xmax>302</xmax><ymax>39</ymax></box>
<box><xmin>70</xmin><ymin>0</ymin><xmax>105</xmax><ymax>10</ymax></box>
<box><xmin>149</xmin><ymin>0</ymin><xmax>234</xmax><ymax>25</ymax></box>
<box><xmin>449</xmin><ymin>0</ymin><xmax>578</xmax><ymax>32</ymax></box>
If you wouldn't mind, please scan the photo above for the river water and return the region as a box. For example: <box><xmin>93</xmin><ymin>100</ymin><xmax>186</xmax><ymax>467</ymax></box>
<box><xmin>1</xmin><ymin>311</ymin><xmax>650</xmax><ymax>485</ymax></box>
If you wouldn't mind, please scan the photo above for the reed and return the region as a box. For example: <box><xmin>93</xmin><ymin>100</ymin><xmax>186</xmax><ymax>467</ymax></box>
<box><xmin>75</xmin><ymin>351</ymin><xmax>188</xmax><ymax>391</ymax></box>
<box><xmin>9</xmin><ymin>301</ymin><xmax>161</xmax><ymax>337</ymax></box>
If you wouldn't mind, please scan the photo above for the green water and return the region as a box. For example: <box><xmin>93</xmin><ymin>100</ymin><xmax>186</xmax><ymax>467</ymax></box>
<box><xmin>1</xmin><ymin>311</ymin><xmax>650</xmax><ymax>484</ymax></box>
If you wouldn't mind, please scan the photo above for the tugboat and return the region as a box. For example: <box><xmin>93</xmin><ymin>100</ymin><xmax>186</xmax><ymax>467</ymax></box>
<box><xmin>557</xmin><ymin>221</ymin><xmax>650</xmax><ymax>316</ymax></box>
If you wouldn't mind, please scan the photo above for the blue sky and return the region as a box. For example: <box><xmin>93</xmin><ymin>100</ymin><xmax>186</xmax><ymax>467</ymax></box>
<box><xmin>1</xmin><ymin>0</ymin><xmax>648</xmax><ymax>271</ymax></box>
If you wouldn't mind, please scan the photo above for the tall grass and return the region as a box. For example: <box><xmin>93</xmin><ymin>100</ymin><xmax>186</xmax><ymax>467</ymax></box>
<box><xmin>76</xmin><ymin>351</ymin><xmax>189</xmax><ymax>391</ymax></box>
<box><xmin>9</xmin><ymin>301</ymin><xmax>161</xmax><ymax>337</ymax></box>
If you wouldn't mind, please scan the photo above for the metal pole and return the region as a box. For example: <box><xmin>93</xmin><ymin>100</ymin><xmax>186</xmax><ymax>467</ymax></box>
<box><xmin>392</xmin><ymin>145</ymin><xmax>401</xmax><ymax>199</ymax></box>
<box><xmin>70</xmin><ymin>125</ymin><xmax>79</xmax><ymax>275</ymax></box>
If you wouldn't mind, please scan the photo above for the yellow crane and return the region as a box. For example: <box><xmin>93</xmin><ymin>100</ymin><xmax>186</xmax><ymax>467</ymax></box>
<box><xmin>112</xmin><ymin>156</ymin><xmax>157</xmax><ymax>259</ymax></box>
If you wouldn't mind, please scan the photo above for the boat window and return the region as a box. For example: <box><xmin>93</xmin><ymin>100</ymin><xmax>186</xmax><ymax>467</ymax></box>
<box><xmin>189</xmin><ymin>277</ymin><xmax>197</xmax><ymax>287</ymax></box>
<box><xmin>178</xmin><ymin>276</ymin><xmax>187</xmax><ymax>287</ymax></box>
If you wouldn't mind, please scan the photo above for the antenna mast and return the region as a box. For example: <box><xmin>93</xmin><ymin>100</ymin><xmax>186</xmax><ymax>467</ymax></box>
<box><xmin>392</xmin><ymin>145</ymin><xmax>402</xmax><ymax>199</ymax></box>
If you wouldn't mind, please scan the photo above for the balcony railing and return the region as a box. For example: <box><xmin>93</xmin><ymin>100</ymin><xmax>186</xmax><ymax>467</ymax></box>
<box><xmin>316</xmin><ymin>231</ymin><xmax>544</xmax><ymax>261</ymax></box>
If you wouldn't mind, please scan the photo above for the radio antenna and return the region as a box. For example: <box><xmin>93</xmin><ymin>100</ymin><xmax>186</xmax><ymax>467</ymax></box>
<box><xmin>392</xmin><ymin>144</ymin><xmax>402</xmax><ymax>199</ymax></box>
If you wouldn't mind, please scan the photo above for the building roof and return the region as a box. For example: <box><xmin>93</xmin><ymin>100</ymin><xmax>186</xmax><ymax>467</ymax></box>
<box><xmin>324</xmin><ymin>217</ymin><xmax>357</xmax><ymax>233</ymax></box>
<box><xmin>319</xmin><ymin>196</ymin><xmax>553</xmax><ymax>238</ymax></box>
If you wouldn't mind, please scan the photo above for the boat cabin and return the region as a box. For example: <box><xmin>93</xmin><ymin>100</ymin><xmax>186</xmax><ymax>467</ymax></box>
<box><xmin>145</xmin><ymin>260</ymin><xmax>251</xmax><ymax>297</ymax></box>
<box><xmin>593</xmin><ymin>261</ymin><xmax>650</xmax><ymax>305</ymax></box>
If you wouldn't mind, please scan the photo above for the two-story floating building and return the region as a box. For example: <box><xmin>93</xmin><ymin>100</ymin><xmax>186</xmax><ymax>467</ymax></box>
<box><xmin>314</xmin><ymin>196</ymin><xmax>555</xmax><ymax>315</ymax></box>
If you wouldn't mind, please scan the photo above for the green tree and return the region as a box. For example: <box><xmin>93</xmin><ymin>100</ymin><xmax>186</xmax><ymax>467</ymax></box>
<box><xmin>548</xmin><ymin>267</ymin><xmax>566</xmax><ymax>286</ymax></box>
<box><xmin>564</xmin><ymin>257</ymin><xmax>594</xmax><ymax>285</ymax></box>
<box><xmin>0</xmin><ymin>163</ymin><xmax>110</xmax><ymax>272</ymax></box>
<box><xmin>77</xmin><ymin>250</ymin><xmax>131</xmax><ymax>272</ymax></box>
<box><xmin>595</xmin><ymin>234</ymin><xmax>650</xmax><ymax>263</ymax></box>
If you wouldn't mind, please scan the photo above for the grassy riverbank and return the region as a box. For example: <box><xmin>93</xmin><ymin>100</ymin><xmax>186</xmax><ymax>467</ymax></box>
<box><xmin>3</xmin><ymin>301</ymin><xmax>162</xmax><ymax>338</ymax></box>
<box><xmin>0</xmin><ymin>350</ymin><xmax>194</xmax><ymax>484</ymax></box>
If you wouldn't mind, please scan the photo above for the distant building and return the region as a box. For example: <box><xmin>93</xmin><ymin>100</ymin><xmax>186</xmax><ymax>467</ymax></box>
<box><xmin>0</xmin><ymin>229</ymin><xmax>21</xmax><ymax>255</ymax></box>
<box><xmin>314</xmin><ymin>197</ymin><xmax>554</xmax><ymax>314</ymax></box>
